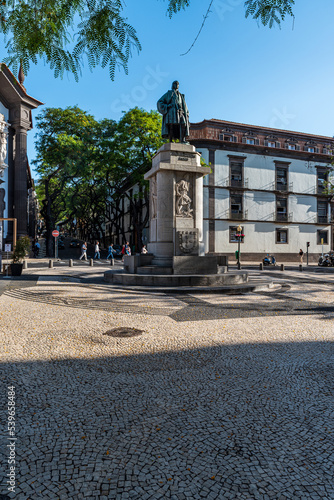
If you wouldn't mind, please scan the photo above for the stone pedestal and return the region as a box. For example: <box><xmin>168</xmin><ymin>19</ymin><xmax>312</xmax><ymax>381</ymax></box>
<box><xmin>144</xmin><ymin>143</ymin><xmax>210</xmax><ymax>267</ymax></box>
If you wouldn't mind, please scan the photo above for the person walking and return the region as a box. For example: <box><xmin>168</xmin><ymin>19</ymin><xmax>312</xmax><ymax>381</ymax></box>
<box><xmin>107</xmin><ymin>243</ymin><xmax>116</xmax><ymax>263</ymax></box>
<box><xmin>299</xmin><ymin>248</ymin><xmax>304</xmax><ymax>264</ymax></box>
<box><xmin>94</xmin><ymin>241</ymin><xmax>100</xmax><ymax>260</ymax></box>
<box><xmin>121</xmin><ymin>244</ymin><xmax>125</xmax><ymax>263</ymax></box>
<box><xmin>79</xmin><ymin>242</ymin><xmax>88</xmax><ymax>261</ymax></box>
<box><xmin>125</xmin><ymin>241</ymin><xmax>131</xmax><ymax>256</ymax></box>
<box><xmin>34</xmin><ymin>240</ymin><xmax>40</xmax><ymax>258</ymax></box>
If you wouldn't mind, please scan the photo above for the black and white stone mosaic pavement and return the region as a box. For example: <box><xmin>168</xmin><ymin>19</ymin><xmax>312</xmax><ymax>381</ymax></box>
<box><xmin>0</xmin><ymin>267</ymin><xmax>333</xmax><ymax>499</ymax></box>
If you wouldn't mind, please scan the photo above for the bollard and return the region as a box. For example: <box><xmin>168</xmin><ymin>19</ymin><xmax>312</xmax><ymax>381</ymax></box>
<box><xmin>299</xmin><ymin>264</ymin><xmax>303</xmax><ymax>272</ymax></box>
<box><xmin>23</xmin><ymin>260</ymin><xmax>28</xmax><ymax>269</ymax></box>
<box><xmin>49</xmin><ymin>260</ymin><xmax>53</xmax><ymax>269</ymax></box>
<box><xmin>280</xmin><ymin>264</ymin><xmax>285</xmax><ymax>271</ymax></box>
<box><xmin>89</xmin><ymin>258</ymin><xmax>94</xmax><ymax>267</ymax></box>
<box><xmin>69</xmin><ymin>259</ymin><xmax>73</xmax><ymax>267</ymax></box>
<box><xmin>259</xmin><ymin>263</ymin><xmax>263</xmax><ymax>270</ymax></box>
<box><xmin>110</xmin><ymin>259</ymin><xmax>114</xmax><ymax>266</ymax></box>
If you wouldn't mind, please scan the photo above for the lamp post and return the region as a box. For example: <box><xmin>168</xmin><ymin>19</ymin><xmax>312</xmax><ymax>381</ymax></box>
<box><xmin>235</xmin><ymin>224</ymin><xmax>244</xmax><ymax>270</ymax></box>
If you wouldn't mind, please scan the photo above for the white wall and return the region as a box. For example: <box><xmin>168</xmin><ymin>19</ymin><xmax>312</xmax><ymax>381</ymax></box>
<box><xmin>199</xmin><ymin>147</ymin><xmax>332</xmax><ymax>255</ymax></box>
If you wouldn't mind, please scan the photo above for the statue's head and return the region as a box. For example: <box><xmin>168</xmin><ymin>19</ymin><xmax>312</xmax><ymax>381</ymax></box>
<box><xmin>172</xmin><ymin>81</ymin><xmax>179</xmax><ymax>90</ymax></box>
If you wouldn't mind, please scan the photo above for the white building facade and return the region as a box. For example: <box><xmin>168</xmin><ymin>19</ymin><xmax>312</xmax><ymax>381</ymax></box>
<box><xmin>190</xmin><ymin>119</ymin><xmax>334</xmax><ymax>261</ymax></box>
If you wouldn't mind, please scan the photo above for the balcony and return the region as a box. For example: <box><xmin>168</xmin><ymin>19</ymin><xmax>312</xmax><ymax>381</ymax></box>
<box><xmin>276</xmin><ymin>181</ymin><xmax>293</xmax><ymax>192</ymax></box>
<box><xmin>318</xmin><ymin>215</ymin><xmax>329</xmax><ymax>224</ymax></box>
<box><xmin>230</xmin><ymin>209</ymin><xmax>248</xmax><ymax>220</ymax></box>
<box><xmin>275</xmin><ymin>212</ymin><xmax>292</xmax><ymax>222</ymax></box>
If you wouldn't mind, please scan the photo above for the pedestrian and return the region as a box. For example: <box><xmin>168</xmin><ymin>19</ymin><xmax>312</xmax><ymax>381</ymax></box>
<box><xmin>125</xmin><ymin>241</ymin><xmax>131</xmax><ymax>256</ymax></box>
<box><xmin>79</xmin><ymin>241</ymin><xmax>88</xmax><ymax>261</ymax></box>
<box><xmin>34</xmin><ymin>240</ymin><xmax>40</xmax><ymax>258</ymax></box>
<box><xmin>141</xmin><ymin>245</ymin><xmax>148</xmax><ymax>254</ymax></box>
<box><xmin>107</xmin><ymin>243</ymin><xmax>116</xmax><ymax>263</ymax></box>
<box><xmin>299</xmin><ymin>248</ymin><xmax>304</xmax><ymax>264</ymax></box>
<box><xmin>94</xmin><ymin>241</ymin><xmax>100</xmax><ymax>260</ymax></box>
<box><xmin>121</xmin><ymin>244</ymin><xmax>126</xmax><ymax>263</ymax></box>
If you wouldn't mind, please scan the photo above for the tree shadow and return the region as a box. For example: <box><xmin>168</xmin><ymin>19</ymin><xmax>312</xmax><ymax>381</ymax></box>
<box><xmin>1</xmin><ymin>340</ymin><xmax>333</xmax><ymax>499</ymax></box>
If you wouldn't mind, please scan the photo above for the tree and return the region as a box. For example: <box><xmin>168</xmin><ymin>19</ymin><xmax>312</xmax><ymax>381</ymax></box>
<box><xmin>0</xmin><ymin>0</ymin><xmax>295</xmax><ymax>80</ymax></box>
<box><xmin>33</xmin><ymin>106</ymin><xmax>101</xmax><ymax>255</ymax></box>
<box><xmin>34</xmin><ymin>106</ymin><xmax>164</xmax><ymax>254</ymax></box>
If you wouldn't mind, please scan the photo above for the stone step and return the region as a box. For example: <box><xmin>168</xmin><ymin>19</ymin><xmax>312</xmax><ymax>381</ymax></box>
<box><xmin>106</xmin><ymin>272</ymin><xmax>248</xmax><ymax>287</ymax></box>
<box><xmin>136</xmin><ymin>265</ymin><xmax>173</xmax><ymax>275</ymax></box>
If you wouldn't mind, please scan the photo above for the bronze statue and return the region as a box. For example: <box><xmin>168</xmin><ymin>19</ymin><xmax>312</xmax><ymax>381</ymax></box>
<box><xmin>157</xmin><ymin>81</ymin><xmax>189</xmax><ymax>143</ymax></box>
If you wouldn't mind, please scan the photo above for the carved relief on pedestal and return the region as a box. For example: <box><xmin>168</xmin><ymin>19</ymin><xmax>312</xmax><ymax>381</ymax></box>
<box><xmin>176</xmin><ymin>230</ymin><xmax>199</xmax><ymax>255</ymax></box>
<box><xmin>151</xmin><ymin>176</ymin><xmax>157</xmax><ymax>219</ymax></box>
<box><xmin>175</xmin><ymin>178</ymin><xmax>193</xmax><ymax>218</ymax></box>
<box><xmin>0</xmin><ymin>113</ymin><xmax>8</xmax><ymax>177</ymax></box>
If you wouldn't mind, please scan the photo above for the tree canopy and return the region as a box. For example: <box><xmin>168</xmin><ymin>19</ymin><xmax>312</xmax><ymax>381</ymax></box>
<box><xmin>34</xmin><ymin>105</ymin><xmax>164</xmax><ymax>255</ymax></box>
<box><xmin>0</xmin><ymin>0</ymin><xmax>295</xmax><ymax>80</ymax></box>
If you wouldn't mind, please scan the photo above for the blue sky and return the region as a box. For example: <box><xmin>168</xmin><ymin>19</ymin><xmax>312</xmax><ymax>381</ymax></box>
<box><xmin>1</xmin><ymin>0</ymin><xmax>334</xmax><ymax>175</ymax></box>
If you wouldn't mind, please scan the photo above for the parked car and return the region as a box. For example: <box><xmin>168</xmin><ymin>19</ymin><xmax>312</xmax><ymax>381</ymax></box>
<box><xmin>58</xmin><ymin>240</ymin><xmax>65</xmax><ymax>250</ymax></box>
<box><xmin>70</xmin><ymin>240</ymin><xmax>80</xmax><ymax>248</ymax></box>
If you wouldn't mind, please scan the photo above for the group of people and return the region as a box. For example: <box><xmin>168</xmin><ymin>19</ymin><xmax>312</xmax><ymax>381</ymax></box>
<box><xmin>79</xmin><ymin>241</ymin><xmax>148</xmax><ymax>262</ymax></box>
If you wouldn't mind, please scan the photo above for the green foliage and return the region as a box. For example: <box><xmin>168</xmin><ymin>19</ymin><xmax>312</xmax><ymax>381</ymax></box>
<box><xmin>34</xmin><ymin>105</ymin><xmax>164</xmax><ymax>252</ymax></box>
<box><xmin>12</xmin><ymin>236</ymin><xmax>31</xmax><ymax>263</ymax></box>
<box><xmin>245</xmin><ymin>0</ymin><xmax>295</xmax><ymax>28</ymax></box>
<box><xmin>0</xmin><ymin>0</ymin><xmax>141</xmax><ymax>80</ymax></box>
<box><xmin>0</xmin><ymin>0</ymin><xmax>296</xmax><ymax>79</ymax></box>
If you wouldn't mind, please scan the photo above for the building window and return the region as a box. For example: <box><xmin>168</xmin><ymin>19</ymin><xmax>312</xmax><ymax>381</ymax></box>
<box><xmin>219</xmin><ymin>133</ymin><xmax>237</xmax><ymax>142</ymax></box>
<box><xmin>317</xmin><ymin>200</ymin><xmax>328</xmax><ymax>224</ymax></box>
<box><xmin>288</xmin><ymin>144</ymin><xmax>296</xmax><ymax>150</ymax></box>
<box><xmin>230</xmin><ymin>226</ymin><xmax>244</xmax><ymax>243</ymax></box>
<box><xmin>242</xmin><ymin>136</ymin><xmax>259</xmax><ymax>145</ymax></box>
<box><xmin>230</xmin><ymin>192</ymin><xmax>243</xmax><ymax>219</ymax></box>
<box><xmin>268</xmin><ymin>141</ymin><xmax>276</xmax><ymax>147</ymax></box>
<box><xmin>230</xmin><ymin>161</ymin><xmax>243</xmax><ymax>187</ymax></box>
<box><xmin>317</xmin><ymin>168</ymin><xmax>328</xmax><ymax>194</ymax></box>
<box><xmin>276</xmin><ymin>166</ymin><xmax>288</xmax><ymax>191</ymax></box>
<box><xmin>317</xmin><ymin>230</ymin><xmax>328</xmax><ymax>244</ymax></box>
<box><xmin>276</xmin><ymin>229</ymin><xmax>288</xmax><ymax>243</ymax></box>
<box><xmin>276</xmin><ymin>197</ymin><xmax>288</xmax><ymax>222</ymax></box>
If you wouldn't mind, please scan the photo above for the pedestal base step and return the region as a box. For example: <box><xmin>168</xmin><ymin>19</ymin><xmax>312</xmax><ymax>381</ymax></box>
<box><xmin>104</xmin><ymin>272</ymin><xmax>248</xmax><ymax>288</ymax></box>
<box><xmin>137</xmin><ymin>266</ymin><xmax>173</xmax><ymax>275</ymax></box>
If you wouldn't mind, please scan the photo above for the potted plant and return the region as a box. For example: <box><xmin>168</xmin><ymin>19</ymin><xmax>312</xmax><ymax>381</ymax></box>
<box><xmin>11</xmin><ymin>236</ymin><xmax>31</xmax><ymax>276</ymax></box>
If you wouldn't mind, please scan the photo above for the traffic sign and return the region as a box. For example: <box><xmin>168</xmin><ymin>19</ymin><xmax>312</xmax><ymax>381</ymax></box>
<box><xmin>52</xmin><ymin>230</ymin><xmax>59</xmax><ymax>238</ymax></box>
<box><xmin>5</xmin><ymin>244</ymin><xmax>11</xmax><ymax>252</ymax></box>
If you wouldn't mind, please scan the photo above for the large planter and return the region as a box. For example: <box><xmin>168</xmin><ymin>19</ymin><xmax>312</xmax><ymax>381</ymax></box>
<box><xmin>10</xmin><ymin>263</ymin><xmax>23</xmax><ymax>276</ymax></box>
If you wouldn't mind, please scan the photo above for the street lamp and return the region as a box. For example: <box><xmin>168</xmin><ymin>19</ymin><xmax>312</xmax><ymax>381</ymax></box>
<box><xmin>235</xmin><ymin>224</ymin><xmax>245</xmax><ymax>270</ymax></box>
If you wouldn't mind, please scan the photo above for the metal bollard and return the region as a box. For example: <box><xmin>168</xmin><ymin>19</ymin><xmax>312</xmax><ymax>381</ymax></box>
<box><xmin>49</xmin><ymin>260</ymin><xmax>53</xmax><ymax>269</ymax></box>
<box><xmin>280</xmin><ymin>264</ymin><xmax>285</xmax><ymax>271</ymax></box>
<box><xmin>69</xmin><ymin>259</ymin><xmax>73</xmax><ymax>267</ymax></box>
<box><xmin>259</xmin><ymin>263</ymin><xmax>263</xmax><ymax>270</ymax></box>
<box><xmin>110</xmin><ymin>259</ymin><xmax>114</xmax><ymax>266</ymax></box>
<box><xmin>23</xmin><ymin>260</ymin><xmax>28</xmax><ymax>269</ymax></box>
<box><xmin>89</xmin><ymin>258</ymin><xmax>94</xmax><ymax>267</ymax></box>
<box><xmin>299</xmin><ymin>264</ymin><xmax>303</xmax><ymax>272</ymax></box>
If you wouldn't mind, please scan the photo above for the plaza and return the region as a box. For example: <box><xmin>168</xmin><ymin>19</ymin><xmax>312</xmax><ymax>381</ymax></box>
<box><xmin>1</xmin><ymin>264</ymin><xmax>333</xmax><ymax>499</ymax></box>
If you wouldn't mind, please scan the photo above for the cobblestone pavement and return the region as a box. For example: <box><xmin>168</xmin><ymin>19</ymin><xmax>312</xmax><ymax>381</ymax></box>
<box><xmin>0</xmin><ymin>267</ymin><xmax>333</xmax><ymax>499</ymax></box>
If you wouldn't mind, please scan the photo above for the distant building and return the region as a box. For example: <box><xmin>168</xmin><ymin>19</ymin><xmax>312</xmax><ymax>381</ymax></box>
<box><xmin>0</xmin><ymin>64</ymin><xmax>42</xmax><ymax>247</ymax></box>
<box><xmin>189</xmin><ymin>119</ymin><xmax>334</xmax><ymax>261</ymax></box>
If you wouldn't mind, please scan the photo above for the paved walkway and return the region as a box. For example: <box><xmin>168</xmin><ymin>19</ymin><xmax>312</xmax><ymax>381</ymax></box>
<box><xmin>0</xmin><ymin>266</ymin><xmax>333</xmax><ymax>499</ymax></box>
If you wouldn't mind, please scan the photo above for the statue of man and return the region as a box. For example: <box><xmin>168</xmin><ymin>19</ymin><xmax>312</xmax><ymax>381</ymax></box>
<box><xmin>157</xmin><ymin>81</ymin><xmax>189</xmax><ymax>143</ymax></box>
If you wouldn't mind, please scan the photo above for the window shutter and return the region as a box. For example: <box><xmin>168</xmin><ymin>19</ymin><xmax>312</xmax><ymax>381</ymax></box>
<box><xmin>242</xmin><ymin>137</ymin><xmax>247</xmax><ymax>144</ymax></box>
<box><xmin>315</xmin><ymin>147</ymin><xmax>320</xmax><ymax>154</ymax></box>
<box><xmin>233</xmin><ymin>135</ymin><xmax>238</xmax><ymax>142</ymax></box>
<box><xmin>296</xmin><ymin>145</ymin><xmax>301</xmax><ymax>151</ymax></box>
<box><xmin>303</xmin><ymin>146</ymin><xmax>308</xmax><ymax>152</ymax></box>
<box><xmin>323</xmin><ymin>148</ymin><xmax>328</xmax><ymax>154</ymax></box>
<box><xmin>255</xmin><ymin>139</ymin><xmax>260</xmax><ymax>146</ymax></box>
<box><xmin>219</xmin><ymin>134</ymin><xmax>224</xmax><ymax>141</ymax></box>
<box><xmin>264</xmin><ymin>140</ymin><xmax>269</xmax><ymax>147</ymax></box>
<box><xmin>276</xmin><ymin>142</ymin><xmax>281</xmax><ymax>148</ymax></box>
<box><xmin>285</xmin><ymin>143</ymin><xmax>289</xmax><ymax>149</ymax></box>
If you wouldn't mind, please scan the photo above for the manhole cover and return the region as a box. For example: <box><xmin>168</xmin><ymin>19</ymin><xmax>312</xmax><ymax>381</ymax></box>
<box><xmin>103</xmin><ymin>327</ymin><xmax>144</xmax><ymax>338</ymax></box>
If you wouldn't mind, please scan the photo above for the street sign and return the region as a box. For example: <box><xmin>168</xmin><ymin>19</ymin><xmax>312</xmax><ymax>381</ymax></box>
<box><xmin>5</xmin><ymin>244</ymin><xmax>11</xmax><ymax>252</ymax></box>
<box><xmin>52</xmin><ymin>230</ymin><xmax>59</xmax><ymax>238</ymax></box>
